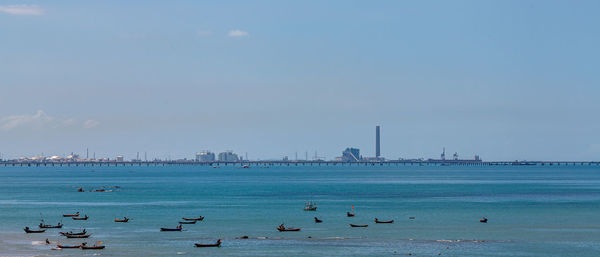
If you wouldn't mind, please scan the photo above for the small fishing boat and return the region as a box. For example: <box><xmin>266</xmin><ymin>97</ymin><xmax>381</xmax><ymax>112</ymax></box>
<box><xmin>182</xmin><ymin>216</ymin><xmax>204</xmax><ymax>221</ymax></box>
<box><xmin>77</xmin><ymin>187</ymin><xmax>84</xmax><ymax>192</ymax></box>
<box><xmin>480</xmin><ymin>217</ymin><xmax>488</xmax><ymax>223</ymax></box>
<box><xmin>64</xmin><ymin>234</ymin><xmax>91</xmax><ymax>238</ymax></box>
<box><xmin>57</xmin><ymin>244</ymin><xmax>81</xmax><ymax>249</ymax></box>
<box><xmin>374</xmin><ymin>218</ymin><xmax>394</xmax><ymax>223</ymax></box>
<box><xmin>60</xmin><ymin>229</ymin><xmax>87</xmax><ymax>236</ymax></box>
<box><xmin>24</xmin><ymin>227</ymin><xmax>45</xmax><ymax>233</ymax></box>
<box><xmin>194</xmin><ymin>239</ymin><xmax>222</xmax><ymax>247</ymax></box>
<box><xmin>304</xmin><ymin>201</ymin><xmax>317</xmax><ymax>211</ymax></box>
<box><xmin>179</xmin><ymin>220</ymin><xmax>197</xmax><ymax>224</ymax></box>
<box><xmin>314</xmin><ymin>217</ymin><xmax>323</xmax><ymax>223</ymax></box>
<box><xmin>160</xmin><ymin>225</ymin><xmax>183</xmax><ymax>231</ymax></box>
<box><xmin>63</xmin><ymin>212</ymin><xmax>80</xmax><ymax>217</ymax></box>
<box><xmin>277</xmin><ymin>224</ymin><xmax>301</xmax><ymax>232</ymax></box>
<box><xmin>72</xmin><ymin>215</ymin><xmax>89</xmax><ymax>220</ymax></box>
<box><xmin>39</xmin><ymin>222</ymin><xmax>63</xmax><ymax>229</ymax></box>
<box><xmin>114</xmin><ymin>217</ymin><xmax>129</xmax><ymax>222</ymax></box>
<box><xmin>349</xmin><ymin>224</ymin><xmax>368</xmax><ymax>227</ymax></box>
<box><xmin>347</xmin><ymin>205</ymin><xmax>356</xmax><ymax>217</ymax></box>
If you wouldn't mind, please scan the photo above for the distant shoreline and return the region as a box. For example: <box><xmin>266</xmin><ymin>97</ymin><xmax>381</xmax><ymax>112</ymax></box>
<box><xmin>1</xmin><ymin>160</ymin><xmax>598</xmax><ymax>167</ymax></box>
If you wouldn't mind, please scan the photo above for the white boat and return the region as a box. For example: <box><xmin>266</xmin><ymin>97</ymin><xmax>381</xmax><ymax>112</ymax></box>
<box><xmin>304</xmin><ymin>202</ymin><xmax>317</xmax><ymax>211</ymax></box>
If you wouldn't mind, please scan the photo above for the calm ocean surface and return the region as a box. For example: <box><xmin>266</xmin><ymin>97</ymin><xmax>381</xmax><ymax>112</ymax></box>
<box><xmin>0</xmin><ymin>165</ymin><xmax>599</xmax><ymax>256</ymax></box>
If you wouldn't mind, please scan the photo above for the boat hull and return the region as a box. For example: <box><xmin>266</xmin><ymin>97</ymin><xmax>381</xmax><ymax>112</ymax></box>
<box><xmin>40</xmin><ymin>224</ymin><xmax>63</xmax><ymax>229</ymax></box>
<box><xmin>182</xmin><ymin>217</ymin><xmax>204</xmax><ymax>221</ymax></box>
<box><xmin>194</xmin><ymin>240</ymin><xmax>221</xmax><ymax>247</ymax></box>
<box><xmin>160</xmin><ymin>228</ymin><xmax>182</xmax><ymax>231</ymax></box>
<box><xmin>82</xmin><ymin>246</ymin><xmax>105</xmax><ymax>250</ymax></box>
<box><xmin>24</xmin><ymin>229</ymin><xmax>45</xmax><ymax>233</ymax></box>
<box><xmin>57</xmin><ymin>245</ymin><xmax>81</xmax><ymax>249</ymax></box>
<box><xmin>277</xmin><ymin>228</ymin><xmax>301</xmax><ymax>232</ymax></box>
<box><xmin>64</xmin><ymin>234</ymin><xmax>91</xmax><ymax>238</ymax></box>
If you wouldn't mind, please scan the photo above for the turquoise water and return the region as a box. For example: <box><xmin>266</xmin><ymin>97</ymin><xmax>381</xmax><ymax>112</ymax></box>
<box><xmin>1</xmin><ymin>165</ymin><xmax>599</xmax><ymax>256</ymax></box>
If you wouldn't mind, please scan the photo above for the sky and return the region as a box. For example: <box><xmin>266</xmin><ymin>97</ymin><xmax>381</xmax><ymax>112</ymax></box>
<box><xmin>1</xmin><ymin>0</ymin><xmax>599</xmax><ymax>161</ymax></box>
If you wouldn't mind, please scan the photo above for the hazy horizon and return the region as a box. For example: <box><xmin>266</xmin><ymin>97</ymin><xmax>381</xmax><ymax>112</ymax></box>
<box><xmin>2</xmin><ymin>0</ymin><xmax>599</xmax><ymax>161</ymax></box>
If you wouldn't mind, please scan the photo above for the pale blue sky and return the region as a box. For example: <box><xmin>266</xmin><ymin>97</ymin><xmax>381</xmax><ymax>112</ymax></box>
<box><xmin>1</xmin><ymin>0</ymin><xmax>599</xmax><ymax>161</ymax></box>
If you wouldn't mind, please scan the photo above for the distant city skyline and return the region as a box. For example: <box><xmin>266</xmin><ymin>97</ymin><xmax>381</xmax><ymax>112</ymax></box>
<box><xmin>0</xmin><ymin>125</ymin><xmax>482</xmax><ymax>161</ymax></box>
<box><xmin>2</xmin><ymin>1</ymin><xmax>600</xmax><ymax>161</ymax></box>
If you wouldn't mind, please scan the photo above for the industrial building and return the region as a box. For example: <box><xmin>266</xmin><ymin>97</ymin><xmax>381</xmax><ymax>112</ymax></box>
<box><xmin>196</xmin><ymin>151</ymin><xmax>216</xmax><ymax>162</ymax></box>
<box><xmin>218</xmin><ymin>151</ymin><xmax>240</xmax><ymax>162</ymax></box>
<box><xmin>376</xmin><ymin>125</ymin><xmax>381</xmax><ymax>159</ymax></box>
<box><xmin>341</xmin><ymin>148</ymin><xmax>361</xmax><ymax>162</ymax></box>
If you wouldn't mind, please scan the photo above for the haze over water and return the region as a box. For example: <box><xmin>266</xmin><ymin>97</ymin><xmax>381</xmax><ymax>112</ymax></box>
<box><xmin>1</xmin><ymin>165</ymin><xmax>599</xmax><ymax>256</ymax></box>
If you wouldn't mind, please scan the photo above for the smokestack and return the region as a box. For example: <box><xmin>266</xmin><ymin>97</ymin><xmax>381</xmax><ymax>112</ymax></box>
<box><xmin>376</xmin><ymin>125</ymin><xmax>380</xmax><ymax>158</ymax></box>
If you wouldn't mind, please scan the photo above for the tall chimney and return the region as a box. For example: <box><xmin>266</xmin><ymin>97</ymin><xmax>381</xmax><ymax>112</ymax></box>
<box><xmin>376</xmin><ymin>125</ymin><xmax>380</xmax><ymax>158</ymax></box>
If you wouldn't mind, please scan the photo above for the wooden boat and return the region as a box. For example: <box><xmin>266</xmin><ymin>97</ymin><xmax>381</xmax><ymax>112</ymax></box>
<box><xmin>160</xmin><ymin>225</ymin><xmax>183</xmax><ymax>231</ymax></box>
<box><xmin>63</xmin><ymin>212</ymin><xmax>80</xmax><ymax>217</ymax></box>
<box><xmin>277</xmin><ymin>225</ymin><xmax>301</xmax><ymax>232</ymax></box>
<box><xmin>39</xmin><ymin>222</ymin><xmax>63</xmax><ymax>228</ymax></box>
<box><xmin>114</xmin><ymin>217</ymin><xmax>129</xmax><ymax>222</ymax></box>
<box><xmin>480</xmin><ymin>218</ymin><xmax>488</xmax><ymax>223</ymax></box>
<box><xmin>72</xmin><ymin>215</ymin><xmax>88</xmax><ymax>220</ymax></box>
<box><xmin>182</xmin><ymin>216</ymin><xmax>204</xmax><ymax>221</ymax></box>
<box><xmin>81</xmin><ymin>245</ymin><xmax>105</xmax><ymax>250</ymax></box>
<box><xmin>304</xmin><ymin>201</ymin><xmax>317</xmax><ymax>211</ymax></box>
<box><xmin>314</xmin><ymin>217</ymin><xmax>323</xmax><ymax>223</ymax></box>
<box><xmin>60</xmin><ymin>229</ymin><xmax>87</xmax><ymax>236</ymax></box>
<box><xmin>64</xmin><ymin>234</ymin><xmax>91</xmax><ymax>238</ymax></box>
<box><xmin>194</xmin><ymin>239</ymin><xmax>222</xmax><ymax>247</ymax></box>
<box><xmin>374</xmin><ymin>218</ymin><xmax>394</xmax><ymax>223</ymax></box>
<box><xmin>57</xmin><ymin>244</ymin><xmax>81</xmax><ymax>249</ymax></box>
<box><xmin>24</xmin><ymin>227</ymin><xmax>45</xmax><ymax>233</ymax></box>
<box><xmin>179</xmin><ymin>220</ymin><xmax>197</xmax><ymax>224</ymax></box>
<box><xmin>349</xmin><ymin>224</ymin><xmax>368</xmax><ymax>227</ymax></box>
<box><xmin>347</xmin><ymin>212</ymin><xmax>355</xmax><ymax>217</ymax></box>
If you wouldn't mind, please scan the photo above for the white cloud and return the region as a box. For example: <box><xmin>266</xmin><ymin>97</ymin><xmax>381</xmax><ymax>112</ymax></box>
<box><xmin>228</xmin><ymin>29</ymin><xmax>248</xmax><ymax>37</ymax></box>
<box><xmin>0</xmin><ymin>5</ymin><xmax>43</xmax><ymax>16</ymax></box>
<box><xmin>0</xmin><ymin>110</ymin><xmax>52</xmax><ymax>130</ymax></box>
<box><xmin>0</xmin><ymin>110</ymin><xmax>98</xmax><ymax>131</ymax></box>
<box><xmin>83</xmin><ymin>119</ymin><xmax>100</xmax><ymax>129</ymax></box>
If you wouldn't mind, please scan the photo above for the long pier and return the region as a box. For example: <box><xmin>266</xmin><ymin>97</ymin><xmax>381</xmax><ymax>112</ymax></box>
<box><xmin>1</xmin><ymin>160</ymin><xmax>599</xmax><ymax>167</ymax></box>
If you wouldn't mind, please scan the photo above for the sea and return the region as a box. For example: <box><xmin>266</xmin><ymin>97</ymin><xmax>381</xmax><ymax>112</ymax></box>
<box><xmin>0</xmin><ymin>164</ymin><xmax>599</xmax><ymax>256</ymax></box>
